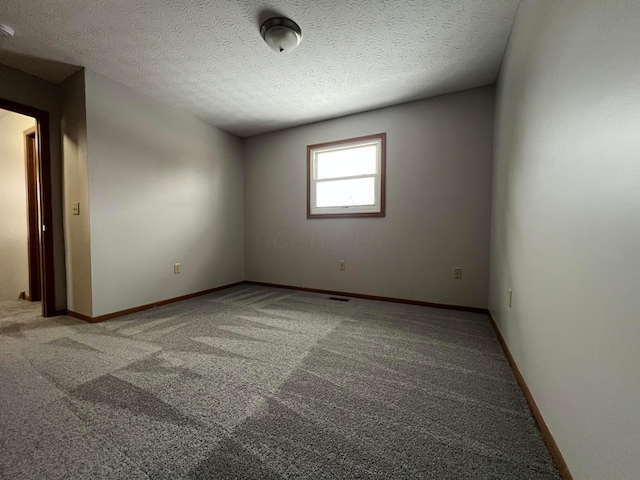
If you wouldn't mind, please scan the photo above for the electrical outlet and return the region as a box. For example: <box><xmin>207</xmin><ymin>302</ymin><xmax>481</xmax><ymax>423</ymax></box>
<box><xmin>508</xmin><ymin>289</ymin><xmax>513</xmax><ymax>308</ymax></box>
<box><xmin>339</xmin><ymin>260</ymin><xmax>345</xmax><ymax>270</ymax></box>
<box><xmin>453</xmin><ymin>267</ymin><xmax>462</xmax><ymax>279</ymax></box>
<box><xmin>174</xmin><ymin>263</ymin><xmax>181</xmax><ymax>274</ymax></box>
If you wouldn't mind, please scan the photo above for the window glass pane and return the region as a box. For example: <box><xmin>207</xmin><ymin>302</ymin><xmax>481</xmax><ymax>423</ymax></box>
<box><xmin>316</xmin><ymin>144</ymin><xmax>377</xmax><ymax>179</ymax></box>
<box><xmin>316</xmin><ymin>177</ymin><xmax>376</xmax><ymax>207</ymax></box>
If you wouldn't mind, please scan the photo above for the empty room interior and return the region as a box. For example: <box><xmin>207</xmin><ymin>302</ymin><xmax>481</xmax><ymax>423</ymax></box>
<box><xmin>0</xmin><ymin>1</ymin><xmax>638</xmax><ymax>479</ymax></box>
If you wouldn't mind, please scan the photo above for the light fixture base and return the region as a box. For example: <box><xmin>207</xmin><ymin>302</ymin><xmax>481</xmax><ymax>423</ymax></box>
<box><xmin>260</xmin><ymin>17</ymin><xmax>302</xmax><ymax>53</ymax></box>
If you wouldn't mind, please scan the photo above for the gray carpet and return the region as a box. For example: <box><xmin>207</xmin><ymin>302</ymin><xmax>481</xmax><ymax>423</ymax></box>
<box><xmin>0</xmin><ymin>286</ymin><xmax>560</xmax><ymax>479</ymax></box>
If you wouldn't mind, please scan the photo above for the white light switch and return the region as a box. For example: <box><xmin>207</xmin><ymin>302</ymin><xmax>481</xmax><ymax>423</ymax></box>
<box><xmin>174</xmin><ymin>263</ymin><xmax>181</xmax><ymax>274</ymax></box>
<box><xmin>72</xmin><ymin>202</ymin><xmax>80</xmax><ymax>215</ymax></box>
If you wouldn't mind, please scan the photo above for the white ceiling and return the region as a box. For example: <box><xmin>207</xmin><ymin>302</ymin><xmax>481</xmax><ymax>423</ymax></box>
<box><xmin>0</xmin><ymin>0</ymin><xmax>519</xmax><ymax>137</ymax></box>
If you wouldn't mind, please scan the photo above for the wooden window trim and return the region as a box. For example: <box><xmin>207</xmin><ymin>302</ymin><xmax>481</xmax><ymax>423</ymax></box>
<box><xmin>307</xmin><ymin>132</ymin><xmax>386</xmax><ymax>219</ymax></box>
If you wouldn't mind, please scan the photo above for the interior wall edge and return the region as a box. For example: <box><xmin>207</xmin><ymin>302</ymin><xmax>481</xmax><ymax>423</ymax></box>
<box><xmin>487</xmin><ymin>311</ymin><xmax>573</xmax><ymax>480</ymax></box>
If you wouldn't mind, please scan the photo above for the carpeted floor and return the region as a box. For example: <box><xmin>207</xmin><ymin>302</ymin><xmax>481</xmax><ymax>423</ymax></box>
<box><xmin>0</xmin><ymin>285</ymin><xmax>560</xmax><ymax>479</ymax></box>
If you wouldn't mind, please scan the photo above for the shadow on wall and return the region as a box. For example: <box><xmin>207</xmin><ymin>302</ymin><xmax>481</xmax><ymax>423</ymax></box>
<box><xmin>0</xmin><ymin>50</ymin><xmax>81</xmax><ymax>84</ymax></box>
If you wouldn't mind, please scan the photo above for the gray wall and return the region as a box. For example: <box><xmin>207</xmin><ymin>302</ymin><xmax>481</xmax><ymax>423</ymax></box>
<box><xmin>83</xmin><ymin>70</ymin><xmax>245</xmax><ymax>317</ymax></box>
<box><xmin>0</xmin><ymin>110</ymin><xmax>36</xmax><ymax>301</ymax></box>
<box><xmin>244</xmin><ymin>87</ymin><xmax>494</xmax><ymax>308</ymax></box>
<box><xmin>61</xmin><ymin>70</ymin><xmax>93</xmax><ymax>317</ymax></box>
<box><xmin>490</xmin><ymin>2</ymin><xmax>640</xmax><ymax>478</ymax></box>
<box><xmin>0</xmin><ymin>64</ymin><xmax>66</xmax><ymax>311</ymax></box>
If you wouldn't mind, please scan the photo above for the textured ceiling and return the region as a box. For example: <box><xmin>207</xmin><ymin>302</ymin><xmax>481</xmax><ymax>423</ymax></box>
<box><xmin>0</xmin><ymin>0</ymin><xmax>519</xmax><ymax>137</ymax></box>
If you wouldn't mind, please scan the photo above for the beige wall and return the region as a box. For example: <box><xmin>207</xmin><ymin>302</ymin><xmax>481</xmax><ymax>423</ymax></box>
<box><xmin>244</xmin><ymin>87</ymin><xmax>494</xmax><ymax>308</ymax></box>
<box><xmin>61</xmin><ymin>70</ymin><xmax>92</xmax><ymax>316</ymax></box>
<box><xmin>0</xmin><ymin>64</ymin><xmax>66</xmax><ymax>311</ymax></box>
<box><xmin>0</xmin><ymin>110</ymin><xmax>36</xmax><ymax>301</ymax></box>
<box><xmin>490</xmin><ymin>2</ymin><xmax>640</xmax><ymax>478</ymax></box>
<box><xmin>83</xmin><ymin>70</ymin><xmax>245</xmax><ymax>317</ymax></box>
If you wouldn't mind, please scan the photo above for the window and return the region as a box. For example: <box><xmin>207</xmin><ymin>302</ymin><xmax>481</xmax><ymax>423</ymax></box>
<box><xmin>307</xmin><ymin>133</ymin><xmax>386</xmax><ymax>218</ymax></box>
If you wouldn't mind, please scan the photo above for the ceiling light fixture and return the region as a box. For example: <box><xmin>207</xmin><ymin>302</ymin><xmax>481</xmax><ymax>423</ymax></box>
<box><xmin>260</xmin><ymin>17</ymin><xmax>302</xmax><ymax>53</ymax></box>
<box><xmin>0</xmin><ymin>24</ymin><xmax>15</xmax><ymax>38</ymax></box>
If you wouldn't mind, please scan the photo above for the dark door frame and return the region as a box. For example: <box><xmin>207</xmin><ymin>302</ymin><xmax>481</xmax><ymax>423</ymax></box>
<box><xmin>0</xmin><ymin>97</ymin><xmax>57</xmax><ymax>317</ymax></box>
<box><xmin>24</xmin><ymin>126</ymin><xmax>42</xmax><ymax>302</ymax></box>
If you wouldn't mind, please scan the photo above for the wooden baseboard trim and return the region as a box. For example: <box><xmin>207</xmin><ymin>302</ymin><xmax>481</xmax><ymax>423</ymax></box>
<box><xmin>62</xmin><ymin>281</ymin><xmax>486</xmax><ymax>321</ymax></box>
<box><xmin>66</xmin><ymin>309</ymin><xmax>94</xmax><ymax>322</ymax></box>
<box><xmin>244</xmin><ymin>281</ymin><xmax>488</xmax><ymax>314</ymax></box>
<box><xmin>487</xmin><ymin>312</ymin><xmax>573</xmax><ymax>480</ymax></box>
<box><xmin>66</xmin><ymin>282</ymin><xmax>244</xmax><ymax>323</ymax></box>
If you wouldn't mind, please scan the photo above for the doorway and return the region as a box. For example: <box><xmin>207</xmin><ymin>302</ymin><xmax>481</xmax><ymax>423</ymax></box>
<box><xmin>0</xmin><ymin>98</ymin><xmax>56</xmax><ymax>317</ymax></box>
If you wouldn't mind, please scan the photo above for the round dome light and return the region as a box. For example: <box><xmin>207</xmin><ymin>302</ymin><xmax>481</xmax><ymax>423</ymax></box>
<box><xmin>260</xmin><ymin>17</ymin><xmax>302</xmax><ymax>54</ymax></box>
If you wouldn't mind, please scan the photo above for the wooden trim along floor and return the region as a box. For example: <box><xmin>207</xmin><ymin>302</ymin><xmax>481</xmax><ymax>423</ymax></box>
<box><xmin>244</xmin><ymin>281</ymin><xmax>488</xmax><ymax>314</ymax></box>
<box><xmin>66</xmin><ymin>282</ymin><xmax>244</xmax><ymax>323</ymax></box>
<box><xmin>65</xmin><ymin>280</ymin><xmax>487</xmax><ymax>322</ymax></box>
<box><xmin>487</xmin><ymin>312</ymin><xmax>573</xmax><ymax>480</ymax></box>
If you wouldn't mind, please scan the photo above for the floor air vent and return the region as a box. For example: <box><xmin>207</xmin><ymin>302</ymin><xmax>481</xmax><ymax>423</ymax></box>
<box><xmin>328</xmin><ymin>297</ymin><xmax>350</xmax><ymax>302</ymax></box>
